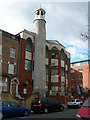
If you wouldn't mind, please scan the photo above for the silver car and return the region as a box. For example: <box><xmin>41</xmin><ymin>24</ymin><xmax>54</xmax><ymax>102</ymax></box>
<box><xmin>67</xmin><ymin>99</ymin><xmax>83</xmax><ymax>108</ymax></box>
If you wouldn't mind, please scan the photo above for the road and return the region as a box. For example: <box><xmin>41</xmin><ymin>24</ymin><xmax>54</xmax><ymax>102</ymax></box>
<box><xmin>3</xmin><ymin>108</ymin><xmax>79</xmax><ymax>120</ymax></box>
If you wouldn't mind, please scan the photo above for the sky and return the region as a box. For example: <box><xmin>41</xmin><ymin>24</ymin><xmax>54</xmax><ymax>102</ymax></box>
<box><xmin>0</xmin><ymin>0</ymin><xmax>89</xmax><ymax>62</ymax></box>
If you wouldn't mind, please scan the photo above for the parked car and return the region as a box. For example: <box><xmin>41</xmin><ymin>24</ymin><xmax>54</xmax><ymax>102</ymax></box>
<box><xmin>0</xmin><ymin>101</ymin><xmax>30</xmax><ymax>118</ymax></box>
<box><xmin>76</xmin><ymin>97</ymin><xmax>90</xmax><ymax>119</ymax></box>
<box><xmin>31</xmin><ymin>97</ymin><xmax>64</xmax><ymax>113</ymax></box>
<box><xmin>67</xmin><ymin>99</ymin><xmax>83</xmax><ymax>108</ymax></box>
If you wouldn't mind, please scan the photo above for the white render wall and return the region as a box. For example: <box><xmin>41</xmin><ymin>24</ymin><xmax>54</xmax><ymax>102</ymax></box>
<box><xmin>33</xmin><ymin>19</ymin><xmax>46</xmax><ymax>92</ymax></box>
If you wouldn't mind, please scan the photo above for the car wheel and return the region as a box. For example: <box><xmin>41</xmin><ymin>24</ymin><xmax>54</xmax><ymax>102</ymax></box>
<box><xmin>44</xmin><ymin>108</ymin><xmax>48</xmax><ymax>114</ymax></box>
<box><xmin>67</xmin><ymin>106</ymin><xmax>70</xmax><ymax>109</ymax></box>
<box><xmin>60</xmin><ymin>106</ymin><xmax>64</xmax><ymax>111</ymax></box>
<box><xmin>0</xmin><ymin>112</ymin><xmax>3</xmax><ymax>119</ymax></box>
<box><xmin>23</xmin><ymin>110</ymin><xmax>29</xmax><ymax>116</ymax></box>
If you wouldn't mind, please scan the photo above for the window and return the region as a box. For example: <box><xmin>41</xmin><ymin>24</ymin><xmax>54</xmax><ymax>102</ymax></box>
<box><xmin>10</xmin><ymin>102</ymin><xmax>19</xmax><ymax>106</ymax></box>
<box><xmin>51</xmin><ymin>47</ymin><xmax>58</xmax><ymax>59</ymax></box>
<box><xmin>46</xmin><ymin>46</ymin><xmax>49</xmax><ymax>58</ymax></box>
<box><xmin>66</xmin><ymin>55</ymin><xmax>68</xmax><ymax>65</ymax></box>
<box><xmin>71</xmin><ymin>69</ymin><xmax>75</xmax><ymax>73</ymax></box>
<box><xmin>37</xmin><ymin>11</ymin><xmax>39</xmax><ymax>15</ymax></box>
<box><xmin>51</xmin><ymin>86</ymin><xmax>58</xmax><ymax>92</ymax></box>
<box><xmin>0</xmin><ymin>44</ymin><xmax>2</xmax><ymax>55</ymax></box>
<box><xmin>25</xmin><ymin>59</ymin><xmax>31</xmax><ymax>71</ymax></box>
<box><xmin>61</xmin><ymin>67</ymin><xmax>65</xmax><ymax>76</ymax></box>
<box><xmin>2</xmin><ymin>79</ymin><xmax>7</xmax><ymax>92</ymax></box>
<box><xmin>41</xmin><ymin>11</ymin><xmax>43</xmax><ymax>15</ymax></box>
<box><xmin>51</xmin><ymin>66</ymin><xmax>58</xmax><ymax>75</ymax></box>
<box><xmin>2</xmin><ymin>81</ymin><xmax>7</xmax><ymax>92</ymax></box>
<box><xmin>10</xmin><ymin>48</ymin><xmax>15</xmax><ymax>58</ymax></box>
<box><xmin>51</xmin><ymin>54</ymin><xmax>55</xmax><ymax>59</ymax></box>
<box><xmin>66</xmin><ymin>71</ymin><xmax>68</xmax><ymax>79</ymax></box>
<box><xmin>71</xmin><ymin>76</ymin><xmax>75</xmax><ymax>80</ymax></box>
<box><xmin>32</xmin><ymin>61</ymin><xmax>34</xmax><ymax>71</ymax></box>
<box><xmin>61</xmin><ymin>82</ymin><xmax>65</xmax><ymax>92</ymax></box>
<box><xmin>8</xmin><ymin>64</ymin><xmax>14</xmax><ymax>74</ymax></box>
<box><xmin>61</xmin><ymin>49</ymin><xmax>64</xmax><ymax>61</ymax></box>
<box><xmin>26</xmin><ymin>38</ymin><xmax>32</xmax><ymax>52</ymax></box>
<box><xmin>51</xmin><ymin>54</ymin><xmax>58</xmax><ymax>59</ymax></box>
<box><xmin>46</xmin><ymin>65</ymin><xmax>49</xmax><ymax>75</ymax></box>
<box><xmin>78</xmin><ymin>75</ymin><xmax>83</xmax><ymax>80</ymax></box>
<box><xmin>78</xmin><ymin>68</ymin><xmax>83</xmax><ymax>72</ymax></box>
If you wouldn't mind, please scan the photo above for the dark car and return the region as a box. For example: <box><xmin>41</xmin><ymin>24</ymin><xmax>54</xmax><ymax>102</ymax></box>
<box><xmin>76</xmin><ymin>97</ymin><xmax>90</xmax><ymax>119</ymax></box>
<box><xmin>31</xmin><ymin>97</ymin><xmax>64</xmax><ymax>113</ymax></box>
<box><xmin>0</xmin><ymin>101</ymin><xmax>30</xmax><ymax>118</ymax></box>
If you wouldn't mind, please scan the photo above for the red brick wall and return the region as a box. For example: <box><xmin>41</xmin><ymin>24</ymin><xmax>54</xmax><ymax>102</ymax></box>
<box><xmin>2</xmin><ymin>36</ymin><xmax>19</xmax><ymax>75</ymax></box>
<box><xmin>71</xmin><ymin>64</ymin><xmax>90</xmax><ymax>96</ymax></box>
<box><xmin>19</xmin><ymin>38</ymin><xmax>32</xmax><ymax>98</ymax></box>
<box><xmin>58</xmin><ymin>50</ymin><xmax>61</xmax><ymax>92</ymax></box>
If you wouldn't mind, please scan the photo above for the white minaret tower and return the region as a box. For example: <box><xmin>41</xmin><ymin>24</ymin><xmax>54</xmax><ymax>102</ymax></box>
<box><xmin>33</xmin><ymin>8</ymin><xmax>46</xmax><ymax>96</ymax></box>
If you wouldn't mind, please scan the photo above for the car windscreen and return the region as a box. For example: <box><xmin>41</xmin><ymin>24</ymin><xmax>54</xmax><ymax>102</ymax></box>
<box><xmin>83</xmin><ymin>97</ymin><xmax>90</xmax><ymax>107</ymax></box>
<box><xmin>69</xmin><ymin>99</ymin><xmax>75</xmax><ymax>102</ymax></box>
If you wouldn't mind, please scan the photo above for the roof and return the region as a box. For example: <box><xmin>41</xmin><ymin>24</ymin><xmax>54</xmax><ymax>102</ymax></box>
<box><xmin>0</xmin><ymin>29</ymin><xmax>18</xmax><ymax>40</ymax></box>
<box><xmin>46</xmin><ymin>40</ymin><xmax>65</xmax><ymax>48</ymax></box>
<box><xmin>35</xmin><ymin>7</ymin><xmax>46</xmax><ymax>13</ymax></box>
<box><xmin>71</xmin><ymin>59</ymin><xmax>90</xmax><ymax>64</ymax></box>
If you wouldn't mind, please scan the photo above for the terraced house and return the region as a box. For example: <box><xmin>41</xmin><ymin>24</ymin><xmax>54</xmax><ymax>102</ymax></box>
<box><xmin>0</xmin><ymin>8</ymin><xmax>71</xmax><ymax>104</ymax></box>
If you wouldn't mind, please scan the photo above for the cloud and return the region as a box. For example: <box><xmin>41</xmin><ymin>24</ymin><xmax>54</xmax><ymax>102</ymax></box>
<box><xmin>67</xmin><ymin>47</ymin><xmax>77</xmax><ymax>58</ymax></box>
<box><xmin>42</xmin><ymin>3</ymin><xmax>88</xmax><ymax>49</ymax></box>
<box><xmin>0</xmin><ymin>2</ymin><xmax>88</xmax><ymax>62</ymax></box>
<box><xmin>67</xmin><ymin>47</ymin><xmax>86</xmax><ymax>59</ymax></box>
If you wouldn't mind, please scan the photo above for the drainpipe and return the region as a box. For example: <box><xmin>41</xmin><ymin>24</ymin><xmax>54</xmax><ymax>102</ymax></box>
<box><xmin>16</xmin><ymin>34</ymin><xmax>21</xmax><ymax>77</ymax></box>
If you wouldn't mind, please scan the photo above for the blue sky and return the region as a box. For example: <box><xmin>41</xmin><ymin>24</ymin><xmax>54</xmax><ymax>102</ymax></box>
<box><xmin>0</xmin><ymin>0</ymin><xmax>89</xmax><ymax>62</ymax></box>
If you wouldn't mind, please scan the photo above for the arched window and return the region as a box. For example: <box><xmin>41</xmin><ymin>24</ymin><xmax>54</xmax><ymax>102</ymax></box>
<box><xmin>37</xmin><ymin>11</ymin><xmax>39</xmax><ymax>15</ymax></box>
<box><xmin>61</xmin><ymin>49</ymin><xmax>64</xmax><ymax>61</ymax></box>
<box><xmin>46</xmin><ymin>45</ymin><xmax>49</xmax><ymax>58</ymax></box>
<box><xmin>41</xmin><ymin>11</ymin><xmax>43</xmax><ymax>15</ymax></box>
<box><xmin>26</xmin><ymin>37</ymin><xmax>32</xmax><ymax>52</ymax></box>
<box><xmin>51</xmin><ymin>46</ymin><xmax>58</xmax><ymax>59</ymax></box>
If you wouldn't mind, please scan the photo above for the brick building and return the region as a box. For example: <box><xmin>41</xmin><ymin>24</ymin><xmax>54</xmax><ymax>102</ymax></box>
<box><xmin>0</xmin><ymin>7</ymin><xmax>71</xmax><ymax>103</ymax></box>
<box><xmin>0</xmin><ymin>29</ymin><xmax>20</xmax><ymax>97</ymax></box>
<box><xmin>71</xmin><ymin>59</ymin><xmax>90</xmax><ymax>98</ymax></box>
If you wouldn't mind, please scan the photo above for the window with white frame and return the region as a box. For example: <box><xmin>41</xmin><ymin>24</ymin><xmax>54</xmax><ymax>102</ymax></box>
<box><xmin>8</xmin><ymin>64</ymin><xmax>14</xmax><ymax>74</ymax></box>
<box><xmin>71</xmin><ymin>69</ymin><xmax>75</xmax><ymax>73</ymax></box>
<box><xmin>0</xmin><ymin>44</ymin><xmax>2</xmax><ymax>55</ymax></box>
<box><xmin>10</xmin><ymin>48</ymin><xmax>15</xmax><ymax>58</ymax></box>
<box><xmin>25</xmin><ymin>59</ymin><xmax>31</xmax><ymax>71</ymax></box>
<box><xmin>78</xmin><ymin>68</ymin><xmax>83</xmax><ymax>72</ymax></box>
<box><xmin>51</xmin><ymin>86</ymin><xmax>58</xmax><ymax>92</ymax></box>
<box><xmin>2</xmin><ymin>79</ymin><xmax>8</xmax><ymax>92</ymax></box>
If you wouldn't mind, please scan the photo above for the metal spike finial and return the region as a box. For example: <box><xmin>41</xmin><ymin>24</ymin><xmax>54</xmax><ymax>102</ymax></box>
<box><xmin>40</xmin><ymin>5</ymin><xmax>41</xmax><ymax>8</ymax></box>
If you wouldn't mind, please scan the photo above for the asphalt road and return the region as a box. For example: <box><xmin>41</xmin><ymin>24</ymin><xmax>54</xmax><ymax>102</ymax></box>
<box><xmin>3</xmin><ymin>108</ymin><xmax>79</xmax><ymax>120</ymax></box>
